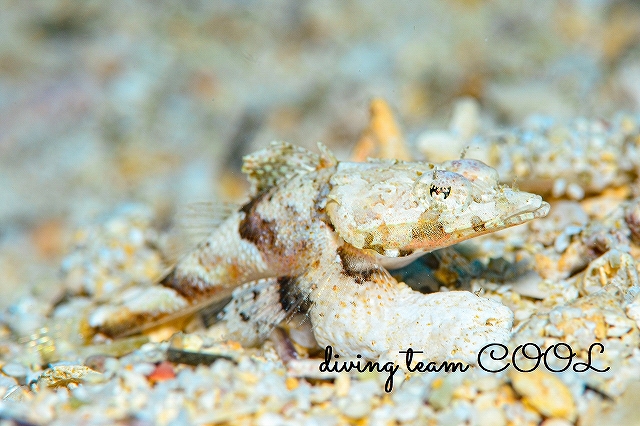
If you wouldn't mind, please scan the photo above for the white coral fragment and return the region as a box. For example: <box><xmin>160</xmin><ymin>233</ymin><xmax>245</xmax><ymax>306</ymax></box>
<box><xmin>311</xmin><ymin>282</ymin><xmax>514</xmax><ymax>366</ymax></box>
<box><xmin>384</xmin><ymin>290</ymin><xmax>514</xmax><ymax>365</ymax></box>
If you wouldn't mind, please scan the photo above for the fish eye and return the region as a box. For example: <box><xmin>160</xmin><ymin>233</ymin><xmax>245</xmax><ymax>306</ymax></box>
<box><xmin>414</xmin><ymin>170</ymin><xmax>472</xmax><ymax>211</ymax></box>
<box><xmin>429</xmin><ymin>185</ymin><xmax>451</xmax><ymax>200</ymax></box>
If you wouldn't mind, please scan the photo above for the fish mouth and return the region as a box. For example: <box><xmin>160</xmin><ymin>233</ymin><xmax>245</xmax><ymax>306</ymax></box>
<box><xmin>502</xmin><ymin>199</ymin><xmax>550</xmax><ymax>227</ymax></box>
<box><xmin>481</xmin><ymin>192</ymin><xmax>550</xmax><ymax>231</ymax></box>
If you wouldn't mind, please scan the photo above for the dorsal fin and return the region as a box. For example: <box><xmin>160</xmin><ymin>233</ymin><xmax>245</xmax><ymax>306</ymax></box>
<box><xmin>160</xmin><ymin>201</ymin><xmax>239</xmax><ymax>265</ymax></box>
<box><xmin>242</xmin><ymin>141</ymin><xmax>336</xmax><ymax>193</ymax></box>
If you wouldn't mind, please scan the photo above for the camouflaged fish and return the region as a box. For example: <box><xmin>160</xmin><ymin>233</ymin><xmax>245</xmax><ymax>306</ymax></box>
<box><xmin>89</xmin><ymin>142</ymin><xmax>550</xmax><ymax>363</ymax></box>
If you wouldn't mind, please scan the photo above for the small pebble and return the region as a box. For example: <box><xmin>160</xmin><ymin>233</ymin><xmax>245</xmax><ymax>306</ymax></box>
<box><xmin>85</xmin><ymin>354</ymin><xmax>112</xmax><ymax>373</ymax></box>
<box><xmin>148</xmin><ymin>361</ymin><xmax>176</xmax><ymax>382</ymax></box>
<box><xmin>1</xmin><ymin>363</ymin><xmax>28</xmax><ymax>379</ymax></box>
<box><xmin>3</xmin><ymin>385</ymin><xmax>32</xmax><ymax>402</ymax></box>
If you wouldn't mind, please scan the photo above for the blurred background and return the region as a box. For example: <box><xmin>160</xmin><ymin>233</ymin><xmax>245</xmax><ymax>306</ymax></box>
<box><xmin>2</xmin><ymin>0</ymin><xmax>640</xmax><ymax>305</ymax></box>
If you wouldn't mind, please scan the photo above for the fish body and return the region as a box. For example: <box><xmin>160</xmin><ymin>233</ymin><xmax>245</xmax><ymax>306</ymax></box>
<box><xmin>90</xmin><ymin>142</ymin><xmax>549</xmax><ymax>363</ymax></box>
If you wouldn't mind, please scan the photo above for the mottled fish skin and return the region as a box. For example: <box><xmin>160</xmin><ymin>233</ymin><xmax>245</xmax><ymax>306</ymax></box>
<box><xmin>90</xmin><ymin>142</ymin><xmax>549</xmax><ymax>362</ymax></box>
<box><xmin>89</xmin><ymin>147</ymin><xmax>336</xmax><ymax>337</ymax></box>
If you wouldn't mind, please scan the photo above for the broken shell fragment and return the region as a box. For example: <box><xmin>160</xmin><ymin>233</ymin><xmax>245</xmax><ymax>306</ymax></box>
<box><xmin>37</xmin><ymin>365</ymin><xmax>103</xmax><ymax>389</ymax></box>
<box><xmin>577</xmin><ymin>250</ymin><xmax>639</xmax><ymax>296</ymax></box>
